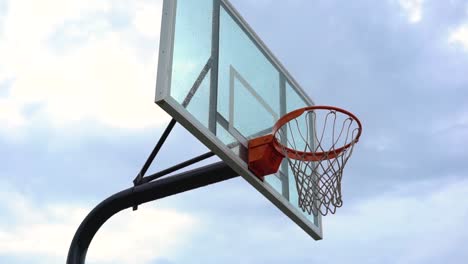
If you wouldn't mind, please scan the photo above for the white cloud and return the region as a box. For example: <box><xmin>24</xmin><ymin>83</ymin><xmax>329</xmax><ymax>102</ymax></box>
<box><xmin>3</xmin><ymin>176</ymin><xmax>460</xmax><ymax>264</ymax></box>
<box><xmin>61</xmin><ymin>17</ymin><xmax>112</xmax><ymax>40</ymax></box>
<box><xmin>0</xmin><ymin>0</ymin><xmax>168</xmax><ymax>135</ymax></box>
<box><xmin>195</xmin><ymin>175</ymin><xmax>468</xmax><ymax>264</ymax></box>
<box><xmin>133</xmin><ymin>1</ymin><xmax>163</xmax><ymax>39</ymax></box>
<box><xmin>313</xmin><ymin>177</ymin><xmax>468</xmax><ymax>263</ymax></box>
<box><xmin>128</xmin><ymin>174</ymin><xmax>468</xmax><ymax>264</ymax></box>
<box><xmin>398</xmin><ymin>0</ymin><xmax>424</xmax><ymax>23</ymax></box>
<box><xmin>449</xmin><ymin>23</ymin><xmax>468</xmax><ymax>53</ymax></box>
<box><xmin>5</xmin><ymin>32</ymin><xmax>168</xmax><ymax>130</ymax></box>
<box><xmin>205</xmin><ymin>177</ymin><xmax>468</xmax><ymax>264</ymax></box>
<box><xmin>0</xmin><ymin>98</ymin><xmax>26</xmax><ymax>130</ymax></box>
<box><xmin>2</xmin><ymin>0</ymin><xmax>111</xmax><ymax>44</ymax></box>
<box><xmin>0</xmin><ymin>185</ymin><xmax>198</xmax><ymax>264</ymax></box>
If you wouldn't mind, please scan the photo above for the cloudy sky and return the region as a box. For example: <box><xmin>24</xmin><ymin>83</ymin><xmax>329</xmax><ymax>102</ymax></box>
<box><xmin>1</xmin><ymin>0</ymin><xmax>468</xmax><ymax>263</ymax></box>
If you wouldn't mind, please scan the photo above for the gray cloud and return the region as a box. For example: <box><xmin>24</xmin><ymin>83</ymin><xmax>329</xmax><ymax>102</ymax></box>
<box><xmin>229</xmin><ymin>0</ymin><xmax>468</xmax><ymax>200</ymax></box>
<box><xmin>2</xmin><ymin>0</ymin><xmax>468</xmax><ymax>263</ymax></box>
<box><xmin>158</xmin><ymin>176</ymin><xmax>468</xmax><ymax>264</ymax></box>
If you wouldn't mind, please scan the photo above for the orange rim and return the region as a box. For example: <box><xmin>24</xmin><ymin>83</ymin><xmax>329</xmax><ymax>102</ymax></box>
<box><xmin>272</xmin><ymin>106</ymin><xmax>362</xmax><ymax>161</ymax></box>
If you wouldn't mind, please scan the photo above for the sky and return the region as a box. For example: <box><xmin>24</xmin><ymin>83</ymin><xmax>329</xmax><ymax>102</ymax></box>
<box><xmin>1</xmin><ymin>0</ymin><xmax>468</xmax><ymax>263</ymax></box>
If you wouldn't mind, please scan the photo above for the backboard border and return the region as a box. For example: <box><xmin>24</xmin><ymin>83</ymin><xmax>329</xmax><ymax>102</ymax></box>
<box><xmin>155</xmin><ymin>0</ymin><xmax>176</xmax><ymax>103</ymax></box>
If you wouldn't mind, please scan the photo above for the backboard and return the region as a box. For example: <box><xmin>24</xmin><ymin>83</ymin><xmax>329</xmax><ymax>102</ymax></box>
<box><xmin>155</xmin><ymin>0</ymin><xmax>322</xmax><ymax>239</ymax></box>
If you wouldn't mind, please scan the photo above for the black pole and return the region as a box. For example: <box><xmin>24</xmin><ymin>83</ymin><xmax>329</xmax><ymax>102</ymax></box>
<box><xmin>67</xmin><ymin>162</ymin><xmax>238</xmax><ymax>264</ymax></box>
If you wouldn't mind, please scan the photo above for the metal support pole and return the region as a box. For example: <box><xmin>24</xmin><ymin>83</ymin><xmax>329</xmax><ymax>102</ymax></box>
<box><xmin>140</xmin><ymin>151</ymin><xmax>215</xmax><ymax>184</ymax></box>
<box><xmin>133</xmin><ymin>118</ymin><xmax>177</xmax><ymax>185</ymax></box>
<box><xmin>208</xmin><ymin>0</ymin><xmax>221</xmax><ymax>134</ymax></box>
<box><xmin>67</xmin><ymin>162</ymin><xmax>238</xmax><ymax>264</ymax></box>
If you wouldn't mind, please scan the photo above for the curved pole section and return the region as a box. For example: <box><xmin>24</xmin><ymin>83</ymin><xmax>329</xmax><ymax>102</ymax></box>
<box><xmin>67</xmin><ymin>162</ymin><xmax>238</xmax><ymax>264</ymax></box>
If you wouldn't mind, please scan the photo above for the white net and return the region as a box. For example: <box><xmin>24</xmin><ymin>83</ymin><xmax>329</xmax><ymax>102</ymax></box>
<box><xmin>274</xmin><ymin>108</ymin><xmax>361</xmax><ymax>216</ymax></box>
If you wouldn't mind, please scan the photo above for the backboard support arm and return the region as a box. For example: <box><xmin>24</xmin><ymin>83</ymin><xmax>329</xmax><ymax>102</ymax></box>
<box><xmin>133</xmin><ymin>56</ymin><xmax>214</xmax><ymax>190</ymax></box>
<box><xmin>67</xmin><ymin>161</ymin><xmax>238</xmax><ymax>264</ymax></box>
<box><xmin>139</xmin><ymin>151</ymin><xmax>215</xmax><ymax>184</ymax></box>
<box><xmin>133</xmin><ymin>118</ymin><xmax>177</xmax><ymax>186</ymax></box>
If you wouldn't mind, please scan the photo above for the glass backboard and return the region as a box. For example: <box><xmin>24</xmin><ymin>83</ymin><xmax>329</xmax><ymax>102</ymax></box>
<box><xmin>155</xmin><ymin>0</ymin><xmax>322</xmax><ymax>239</ymax></box>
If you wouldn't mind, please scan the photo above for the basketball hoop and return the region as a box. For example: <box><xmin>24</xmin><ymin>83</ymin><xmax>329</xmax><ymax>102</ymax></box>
<box><xmin>248</xmin><ymin>106</ymin><xmax>362</xmax><ymax>216</ymax></box>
